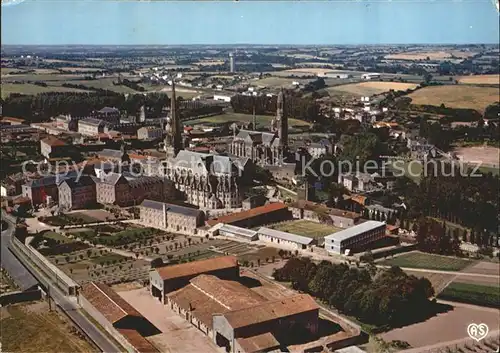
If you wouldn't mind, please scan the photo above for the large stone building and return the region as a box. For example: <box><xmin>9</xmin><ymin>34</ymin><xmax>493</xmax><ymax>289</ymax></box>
<box><xmin>58</xmin><ymin>175</ymin><xmax>97</xmax><ymax>211</ymax></box>
<box><xmin>165</xmin><ymin>150</ymin><xmax>249</xmax><ymax>210</ymax></box>
<box><xmin>288</xmin><ymin>200</ymin><xmax>361</xmax><ymax>228</ymax></box>
<box><xmin>78</xmin><ymin>118</ymin><xmax>108</xmax><ymax>136</ymax></box>
<box><xmin>228</xmin><ymin>88</ymin><xmax>289</xmax><ymax>166</ymax></box>
<box><xmin>207</xmin><ymin>202</ymin><xmax>291</xmax><ymax>228</ymax></box>
<box><xmin>92</xmin><ymin>173</ymin><xmax>173</xmax><ymax>207</ymax></box>
<box><xmin>137</xmin><ymin>126</ymin><xmax>163</xmax><ymax>140</ymax></box>
<box><xmin>22</xmin><ymin>176</ymin><xmax>61</xmax><ymax>206</ymax></box>
<box><xmin>139</xmin><ymin>199</ymin><xmax>205</xmax><ymax>235</ymax></box>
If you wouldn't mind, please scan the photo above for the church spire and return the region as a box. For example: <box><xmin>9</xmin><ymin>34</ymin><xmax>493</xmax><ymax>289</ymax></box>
<box><xmin>276</xmin><ymin>87</ymin><xmax>288</xmax><ymax>147</ymax></box>
<box><xmin>170</xmin><ymin>79</ymin><xmax>182</xmax><ymax>156</ymax></box>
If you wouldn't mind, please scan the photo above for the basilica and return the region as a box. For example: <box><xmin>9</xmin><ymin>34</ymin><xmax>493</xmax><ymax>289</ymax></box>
<box><xmin>163</xmin><ymin>81</ymin><xmax>249</xmax><ymax>210</ymax></box>
<box><xmin>228</xmin><ymin>88</ymin><xmax>289</xmax><ymax>166</ymax></box>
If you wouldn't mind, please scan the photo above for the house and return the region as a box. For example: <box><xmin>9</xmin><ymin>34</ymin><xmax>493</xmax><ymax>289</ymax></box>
<box><xmin>324</xmin><ymin>221</ymin><xmax>386</xmax><ymax>255</ymax></box>
<box><xmin>40</xmin><ymin>136</ymin><xmax>67</xmax><ymax>159</ymax></box>
<box><xmin>307</xmin><ymin>139</ymin><xmax>333</xmax><ymax>158</ymax></box>
<box><xmin>241</xmin><ymin>194</ymin><xmax>267</xmax><ymax>210</ymax></box>
<box><xmin>22</xmin><ymin>176</ymin><xmax>61</xmax><ymax>206</ymax></box>
<box><xmin>257</xmin><ymin>227</ymin><xmax>315</xmax><ymax>250</ymax></box>
<box><xmin>58</xmin><ymin>175</ymin><xmax>96</xmax><ymax>211</ymax></box>
<box><xmin>137</xmin><ymin>126</ymin><xmax>163</xmax><ymax>140</ymax></box>
<box><xmin>338</xmin><ymin>172</ymin><xmax>381</xmax><ymax>193</ymax></box>
<box><xmin>139</xmin><ymin>199</ymin><xmax>205</xmax><ymax>236</ymax></box>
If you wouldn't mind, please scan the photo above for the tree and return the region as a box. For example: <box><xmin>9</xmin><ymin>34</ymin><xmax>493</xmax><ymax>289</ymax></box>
<box><xmin>150</xmin><ymin>257</ymin><xmax>164</xmax><ymax>268</ymax></box>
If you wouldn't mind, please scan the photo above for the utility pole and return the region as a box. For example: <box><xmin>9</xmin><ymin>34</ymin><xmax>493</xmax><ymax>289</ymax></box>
<box><xmin>48</xmin><ymin>286</ymin><xmax>52</xmax><ymax>311</ymax></box>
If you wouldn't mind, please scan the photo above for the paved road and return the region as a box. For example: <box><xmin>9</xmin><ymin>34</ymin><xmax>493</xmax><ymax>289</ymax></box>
<box><xmin>1</xmin><ymin>215</ymin><xmax>122</xmax><ymax>353</ymax></box>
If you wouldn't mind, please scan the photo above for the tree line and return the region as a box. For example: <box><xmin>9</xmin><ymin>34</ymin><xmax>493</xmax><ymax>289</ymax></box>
<box><xmin>273</xmin><ymin>257</ymin><xmax>435</xmax><ymax>328</ymax></box>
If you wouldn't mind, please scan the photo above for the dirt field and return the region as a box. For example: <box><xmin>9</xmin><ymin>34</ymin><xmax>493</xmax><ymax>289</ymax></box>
<box><xmin>254</xmin><ymin>76</ymin><xmax>312</xmax><ymax>87</ymax></box>
<box><xmin>1</xmin><ymin>301</ymin><xmax>97</xmax><ymax>353</ymax></box>
<box><xmin>269</xmin><ymin>220</ymin><xmax>341</xmax><ymax>239</ymax></box>
<box><xmin>452</xmin><ymin>146</ymin><xmax>500</xmax><ymax>167</ymax></box>
<box><xmin>408</xmin><ymin>85</ymin><xmax>499</xmax><ymax>112</ymax></box>
<box><xmin>403</xmin><ymin>270</ymin><xmax>455</xmax><ymax>294</ymax></box>
<box><xmin>380</xmin><ymin>303</ymin><xmax>499</xmax><ymax>349</ymax></box>
<box><xmin>385</xmin><ymin>50</ymin><xmax>477</xmax><ymax>61</ymax></box>
<box><xmin>118</xmin><ymin>287</ymin><xmax>221</xmax><ymax>353</ymax></box>
<box><xmin>458</xmin><ymin>74</ymin><xmax>499</xmax><ymax>85</ymax></box>
<box><xmin>329</xmin><ymin>82</ymin><xmax>419</xmax><ymax>97</ymax></box>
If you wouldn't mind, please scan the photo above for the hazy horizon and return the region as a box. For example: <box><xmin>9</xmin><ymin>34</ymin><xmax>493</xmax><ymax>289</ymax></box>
<box><xmin>2</xmin><ymin>1</ymin><xmax>499</xmax><ymax>45</ymax></box>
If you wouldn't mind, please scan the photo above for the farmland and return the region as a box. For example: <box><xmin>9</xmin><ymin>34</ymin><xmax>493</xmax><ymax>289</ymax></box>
<box><xmin>452</xmin><ymin>146</ymin><xmax>500</xmax><ymax>167</ymax></box>
<box><xmin>407</xmin><ymin>85</ymin><xmax>500</xmax><ymax>112</ymax></box>
<box><xmin>268</xmin><ymin>220</ymin><xmax>340</xmax><ymax>239</ymax></box>
<box><xmin>328</xmin><ymin>82</ymin><xmax>419</xmax><ymax>97</ymax></box>
<box><xmin>253</xmin><ymin>76</ymin><xmax>312</xmax><ymax>87</ymax></box>
<box><xmin>1</xmin><ymin>83</ymin><xmax>90</xmax><ymax>98</ymax></box>
<box><xmin>458</xmin><ymin>74</ymin><xmax>500</xmax><ymax>85</ymax></box>
<box><xmin>184</xmin><ymin>112</ymin><xmax>311</xmax><ymax>130</ymax></box>
<box><xmin>438</xmin><ymin>282</ymin><xmax>500</xmax><ymax>308</ymax></box>
<box><xmin>379</xmin><ymin>251</ymin><xmax>475</xmax><ymax>271</ymax></box>
<box><xmin>385</xmin><ymin>50</ymin><xmax>477</xmax><ymax>61</ymax></box>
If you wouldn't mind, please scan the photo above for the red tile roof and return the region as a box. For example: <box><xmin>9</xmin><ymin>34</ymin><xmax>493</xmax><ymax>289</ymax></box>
<box><xmin>117</xmin><ymin>329</ymin><xmax>159</xmax><ymax>353</ymax></box>
<box><xmin>221</xmin><ymin>294</ymin><xmax>319</xmax><ymax>329</ymax></box>
<box><xmin>236</xmin><ymin>333</ymin><xmax>280</xmax><ymax>353</ymax></box>
<box><xmin>155</xmin><ymin>256</ymin><xmax>238</xmax><ymax>281</ymax></box>
<box><xmin>41</xmin><ymin>136</ymin><xmax>66</xmax><ymax>147</ymax></box>
<box><xmin>206</xmin><ymin>202</ymin><xmax>287</xmax><ymax>227</ymax></box>
<box><xmin>81</xmin><ymin>282</ymin><xmax>143</xmax><ymax>324</ymax></box>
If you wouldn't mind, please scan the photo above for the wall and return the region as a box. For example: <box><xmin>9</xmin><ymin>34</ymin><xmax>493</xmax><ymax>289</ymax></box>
<box><xmin>78</xmin><ymin>294</ymin><xmax>137</xmax><ymax>353</ymax></box>
<box><xmin>0</xmin><ymin>289</ymin><xmax>41</xmax><ymax>306</ymax></box>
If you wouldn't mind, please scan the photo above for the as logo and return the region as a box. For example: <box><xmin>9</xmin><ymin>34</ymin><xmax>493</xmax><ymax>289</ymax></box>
<box><xmin>467</xmin><ymin>323</ymin><xmax>489</xmax><ymax>342</ymax></box>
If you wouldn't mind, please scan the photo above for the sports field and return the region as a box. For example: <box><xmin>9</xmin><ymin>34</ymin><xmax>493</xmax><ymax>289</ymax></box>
<box><xmin>438</xmin><ymin>282</ymin><xmax>499</xmax><ymax>308</ymax></box>
<box><xmin>380</xmin><ymin>251</ymin><xmax>475</xmax><ymax>271</ymax></box>
<box><xmin>269</xmin><ymin>219</ymin><xmax>341</xmax><ymax>239</ymax></box>
<box><xmin>407</xmin><ymin>85</ymin><xmax>499</xmax><ymax>112</ymax></box>
<box><xmin>328</xmin><ymin>82</ymin><xmax>419</xmax><ymax>97</ymax></box>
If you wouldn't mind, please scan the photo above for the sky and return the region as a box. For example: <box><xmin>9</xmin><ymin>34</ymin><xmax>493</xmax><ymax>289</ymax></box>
<box><xmin>2</xmin><ymin>0</ymin><xmax>499</xmax><ymax>45</ymax></box>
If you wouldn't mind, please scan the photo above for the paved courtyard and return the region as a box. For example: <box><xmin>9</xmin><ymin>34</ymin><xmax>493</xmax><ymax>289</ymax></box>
<box><xmin>118</xmin><ymin>287</ymin><xmax>222</xmax><ymax>353</ymax></box>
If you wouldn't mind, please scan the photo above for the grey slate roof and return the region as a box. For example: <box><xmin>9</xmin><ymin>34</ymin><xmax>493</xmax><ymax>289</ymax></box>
<box><xmin>324</xmin><ymin>221</ymin><xmax>386</xmax><ymax>243</ymax></box>
<box><xmin>140</xmin><ymin>199</ymin><xmax>202</xmax><ymax>218</ymax></box>
<box><xmin>219</xmin><ymin>224</ymin><xmax>257</xmax><ymax>239</ymax></box>
<box><xmin>258</xmin><ymin>227</ymin><xmax>314</xmax><ymax>245</ymax></box>
<box><xmin>91</xmin><ymin>172</ymin><xmax>124</xmax><ymax>185</ymax></box>
<box><xmin>98</xmin><ymin>107</ymin><xmax>119</xmax><ymax>114</ymax></box>
<box><xmin>79</xmin><ymin>118</ymin><xmax>105</xmax><ymax>127</ymax></box>
<box><xmin>60</xmin><ymin>175</ymin><xmax>96</xmax><ymax>189</ymax></box>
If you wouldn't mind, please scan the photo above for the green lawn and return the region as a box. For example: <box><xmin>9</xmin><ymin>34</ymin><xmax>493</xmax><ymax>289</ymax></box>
<box><xmin>380</xmin><ymin>252</ymin><xmax>475</xmax><ymax>271</ymax></box>
<box><xmin>184</xmin><ymin>112</ymin><xmax>311</xmax><ymax>130</ymax></box>
<box><xmin>42</xmin><ymin>231</ymin><xmax>74</xmax><ymax>244</ymax></box>
<box><xmin>387</xmin><ymin>159</ymin><xmax>423</xmax><ymax>183</ymax></box>
<box><xmin>438</xmin><ymin>282</ymin><xmax>499</xmax><ymax>308</ymax></box>
<box><xmin>269</xmin><ymin>220</ymin><xmax>341</xmax><ymax>239</ymax></box>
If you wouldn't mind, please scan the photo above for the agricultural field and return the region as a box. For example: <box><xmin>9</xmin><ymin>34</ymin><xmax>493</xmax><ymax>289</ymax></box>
<box><xmin>39</xmin><ymin>209</ymin><xmax>118</xmax><ymax>226</ymax></box>
<box><xmin>438</xmin><ymin>282</ymin><xmax>499</xmax><ymax>308</ymax></box>
<box><xmin>385</xmin><ymin>50</ymin><xmax>477</xmax><ymax>61</ymax></box>
<box><xmin>269</xmin><ymin>220</ymin><xmax>340</xmax><ymax>239</ymax></box>
<box><xmin>379</xmin><ymin>251</ymin><xmax>475</xmax><ymax>271</ymax></box>
<box><xmin>327</xmin><ymin>82</ymin><xmax>419</xmax><ymax>97</ymax></box>
<box><xmin>254</xmin><ymin>76</ymin><xmax>312</xmax><ymax>87</ymax></box>
<box><xmin>184</xmin><ymin>112</ymin><xmax>311</xmax><ymax>130</ymax></box>
<box><xmin>458</xmin><ymin>74</ymin><xmax>499</xmax><ymax>85</ymax></box>
<box><xmin>1</xmin><ymin>83</ymin><xmax>89</xmax><ymax>98</ymax></box>
<box><xmin>1</xmin><ymin>301</ymin><xmax>97</xmax><ymax>353</ymax></box>
<box><xmin>407</xmin><ymin>85</ymin><xmax>500</xmax><ymax>112</ymax></box>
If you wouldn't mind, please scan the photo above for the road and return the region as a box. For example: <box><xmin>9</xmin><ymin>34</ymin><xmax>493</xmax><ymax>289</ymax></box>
<box><xmin>1</xmin><ymin>214</ymin><xmax>122</xmax><ymax>353</ymax></box>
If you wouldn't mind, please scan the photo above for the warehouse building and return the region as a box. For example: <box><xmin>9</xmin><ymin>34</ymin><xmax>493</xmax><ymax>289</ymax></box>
<box><xmin>149</xmin><ymin>256</ymin><xmax>239</xmax><ymax>303</ymax></box>
<box><xmin>165</xmin><ymin>274</ymin><xmax>319</xmax><ymax>353</ymax></box>
<box><xmin>257</xmin><ymin>227</ymin><xmax>315</xmax><ymax>250</ymax></box>
<box><xmin>324</xmin><ymin>221</ymin><xmax>386</xmax><ymax>255</ymax></box>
